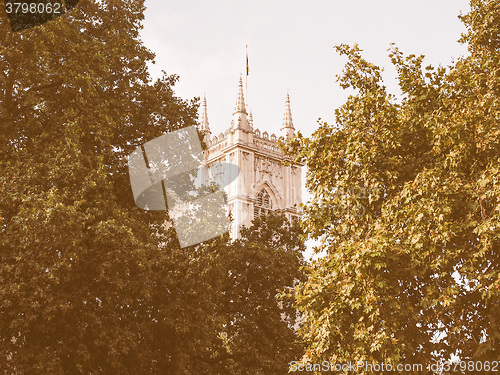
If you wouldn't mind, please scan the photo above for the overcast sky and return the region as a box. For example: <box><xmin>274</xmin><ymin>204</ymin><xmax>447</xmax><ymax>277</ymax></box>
<box><xmin>140</xmin><ymin>0</ymin><xmax>471</xmax><ymax>139</ymax></box>
<box><xmin>140</xmin><ymin>1</ymin><xmax>472</xmax><ymax>256</ymax></box>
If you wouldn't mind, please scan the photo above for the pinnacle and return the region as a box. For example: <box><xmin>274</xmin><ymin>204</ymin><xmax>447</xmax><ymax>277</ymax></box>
<box><xmin>282</xmin><ymin>92</ymin><xmax>294</xmax><ymax>130</ymax></box>
<box><xmin>234</xmin><ymin>76</ymin><xmax>247</xmax><ymax>114</ymax></box>
<box><xmin>200</xmin><ymin>94</ymin><xmax>210</xmax><ymax>132</ymax></box>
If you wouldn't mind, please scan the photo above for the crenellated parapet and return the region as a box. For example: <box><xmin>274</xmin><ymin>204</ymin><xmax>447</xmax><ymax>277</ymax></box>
<box><xmin>252</xmin><ymin>129</ymin><xmax>281</xmax><ymax>153</ymax></box>
<box><xmin>206</xmin><ymin>126</ymin><xmax>283</xmax><ymax>157</ymax></box>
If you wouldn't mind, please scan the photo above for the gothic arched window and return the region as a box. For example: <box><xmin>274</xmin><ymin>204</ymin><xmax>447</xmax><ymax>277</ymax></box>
<box><xmin>254</xmin><ymin>189</ymin><xmax>272</xmax><ymax>218</ymax></box>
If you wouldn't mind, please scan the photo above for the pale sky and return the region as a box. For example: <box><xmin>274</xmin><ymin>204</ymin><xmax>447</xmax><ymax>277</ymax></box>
<box><xmin>140</xmin><ymin>0</ymin><xmax>471</xmax><ymax>256</ymax></box>
<box><xmin>141</xmin><ymin>0</ymin><xmax>471</xmax><ymax>139</ymax></box>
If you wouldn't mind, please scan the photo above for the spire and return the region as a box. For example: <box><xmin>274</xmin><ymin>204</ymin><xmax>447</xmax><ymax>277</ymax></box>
<box><xmin>281</xmin><ymin>92</ymin><xmax>295</xmax><ymax>139</ymax></box>
<box><xmin>200</xmin><ymin>94</ymin><xmax>210</xmax><ymax>133</ymax></box>
<box><xmin>234</xmin><ymin>75</ymin><xmax>247</xmax><ymax>115</ymax></box>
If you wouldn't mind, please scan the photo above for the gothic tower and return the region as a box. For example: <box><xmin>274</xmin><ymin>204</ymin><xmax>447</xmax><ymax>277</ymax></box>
<box><xmin>201</xmin><ymin>78</ymin><xmax>302</xmax><ymax>238</ymax></box>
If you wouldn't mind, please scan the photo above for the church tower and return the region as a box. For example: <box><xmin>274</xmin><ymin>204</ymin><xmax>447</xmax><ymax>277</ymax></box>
<box><xmin>202</xmin><ymin>79</ymin><xmax>302</xmax><ymax>238</ymax></box>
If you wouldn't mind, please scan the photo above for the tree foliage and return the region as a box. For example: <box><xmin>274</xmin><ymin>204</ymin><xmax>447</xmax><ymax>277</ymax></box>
<box><xmin>220</xmin><ymin>213</ymin><xmax>306</xmax><ymax>374</ymax></box>
<box><xmin>164</xmin><ymin>213</ymin><xmax>306</xmax><ymax>375</ymax></box>
<box><xmin>285</xmin><ymin>0</ymin><xmax>500</xmax><ymax>372</ymax></box>
<box><xmin>0</xmin><ymin>0</ymin><xmax>196</xmax><ymax>372</ymax></box>
<box><xmin>0</xmin><ymin>2</ymin><xmax>305</xmax><ymax>373</ymax></box>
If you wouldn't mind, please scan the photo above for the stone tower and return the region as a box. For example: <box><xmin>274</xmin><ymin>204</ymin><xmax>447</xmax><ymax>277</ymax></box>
<box><xmin>200</xmin><ymin>78</ymin><xmax>302</xmax><ymax>238</ymax></box>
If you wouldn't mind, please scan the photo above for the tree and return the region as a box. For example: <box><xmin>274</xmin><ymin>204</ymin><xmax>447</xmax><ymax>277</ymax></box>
<box><xmin>210</xmin><ymin>213</ymin><xmax>306</xmax><ymax>375</ymax></box>
<box><xmin>112</xmin><ymin>213</ymin><xmax>305</xmax><ymax>375</ymax></box>
<box><xmin>284</xmin><ymin>0</ymin><xmax>500</xmax><ymax>372</ymax></box>
<box><xmin>223</xmin><ymin>213</ymin><xmax>305</xmax><ymax>374</ymax></box>
<box><xmin>0</xmin><ymin>0</ymin><xmax>199</xmax><ymax>373</ymax></box>
<box><xmin>0</xmin><ymin>3</ymin><xmax>307</xmax><ymax>373</ymax></box>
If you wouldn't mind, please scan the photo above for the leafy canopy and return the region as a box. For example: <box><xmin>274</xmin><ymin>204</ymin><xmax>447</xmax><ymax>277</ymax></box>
<box><xmin>284</xmin><ymin>0</ymin><xmax>500</xmax><ymax>371</ymax></box>
<box><xmin>0</xmin><ymin>1</ymin><xmax>306</xmax><ymax>373</ymax></box>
